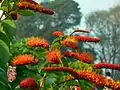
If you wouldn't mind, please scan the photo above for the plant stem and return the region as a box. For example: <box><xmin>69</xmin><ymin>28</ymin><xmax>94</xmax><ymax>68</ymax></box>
<box><xmin>40</xmin><ymin>73</ymin><xmax>46</xmax><ymax>89</ymax></box>
<box><xmin>39</xmin><ymin>61</ymin><xmax>48</xmax><ymax>73</ymax></box>
<box><xmin>77</xmin><ymin>79</ymin><xmax>81</xmax><ymax>86</ymax></box>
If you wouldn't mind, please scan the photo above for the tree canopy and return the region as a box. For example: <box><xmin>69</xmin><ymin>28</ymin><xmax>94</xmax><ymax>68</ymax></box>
<box><xmin>85</xmin><ymin>5</ymin><xmax>120</xmax><ymax>79</ymax></box>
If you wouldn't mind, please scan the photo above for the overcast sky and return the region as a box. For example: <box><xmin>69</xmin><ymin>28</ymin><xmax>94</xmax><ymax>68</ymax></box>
<box><xmin>36</xmin><ymin>0</ymin><xmax>120</xmax><ymax>28</ymax></box>
<box><xmin>74</xmin><ymin>0</ymin><xmax>120</xmax><ymax>28</ymax></box>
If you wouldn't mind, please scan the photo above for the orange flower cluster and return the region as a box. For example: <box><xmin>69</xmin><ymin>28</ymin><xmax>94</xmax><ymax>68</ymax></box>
<box><xmin>61</xmin><ymin>40</ymin><xmax>78</xmax><ymax>49</ymax></box>
<box><xmin>43</xmin><ymin>67</ymin><xmax>80</xmax><ymax>79</ymax></box>
<box><xmin>46</xmin><ymin>49</ymin><xmax>62</xmax><ymax>64</ymax></box>
<box><xmin>61</xmin><ymin>37</ymin><xmax>78</xmax><ymax>49</ymax></box>
<box><xmin>17</xmin><ymin>1</ymin><xmax>55</xmax><ymax>15</ymax></box>
<box><xmin>12</xmin><ymin>54</ymin><xmax>38</xmax><ymax>65</ymax></box>
<box><xmin>75</xmin><ymin>52</ymin><xmax>94</xmax><ymax>64</ymax></box>
<box><xmin>75</xmin><ymin>36</ymin><xmax>100</xmax><ymax>42</ymax></box>
<box><xmin>52</xmin><ymin>31</ymin><xmax>64</xmax><ymax>37</ymax></box>
<box><xmin>94</xmin><ymin>63</ymin><xmax>120</xmax><ymax>71</ymax></box>
<box><xmin>19</xmin><ymin>78</ymin><xmax>38</xmax><ymax>90</ymax></box>
<box><xmin>26</xmin><ymin>37</ymin><xmax>49</xmax><ymax>49</ymax></box>
<box><xmin>78</xmin><ymin>71</ymin><xmax>120</xmax><ymax>90</ymax></box>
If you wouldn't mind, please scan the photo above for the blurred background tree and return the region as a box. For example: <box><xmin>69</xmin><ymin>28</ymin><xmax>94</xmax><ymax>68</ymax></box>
<box><xmin>15</xmin><ymin>0</ymin><xmax>120</xmax><ymax>81</ymax></box>
<box><xmin>15</xmin><ymin>0</ymin><xmax>82</xmax><ymax>42</ymax></box>
<box><xmin>85</xmin><ymin>5</ymin><xmax>120</xmax><ymax>80</ymax></box>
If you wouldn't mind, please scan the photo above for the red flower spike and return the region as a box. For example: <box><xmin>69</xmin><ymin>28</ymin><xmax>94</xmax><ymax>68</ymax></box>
<box><xmin>78</xmin><ymin>71</ymin><xmax>120</xmax><ymax>90</ymax></box>
<box><xmin>26</xmin><ymin>37</ymin><xmax>49</xmax><ymax>49</ymax></box>
<box><xmin>43</xmin><ymin>67</ymin><xmax>80</xmax><ymax>79</ymax></box>
<box><xmin>43</xmin><ymin>67</ymin><xmax>120</xmax><ymax>90</ymax></box>
<box><xmin>52</xmin><ymin>31</ymin><xmax>64</xmax><ymax>37</ymax></box>
<box><xmin>17</xmin><ymin>1</ymin><xmax>55</xmax><ymax>15</ymax></box>
<box><xmin>46</xmin><ymin>49</ymin><xmax>62</xmax><ymax>64</ymax></box>
<box><xmin>64</xmin><ymin>51</ymin><xmax>76</xmax><ymax>58</ymax></box>
<box><xmin>22</xmin><ymin>0</ymin><xmax>38</xmax><ymax>5</ymax></box>
<box><xmin>17</xmin><ymin>2</ymin><xmax>26</xmax><ymax>9</ymax></box>
<box><xmin>40</xmin><ymin>8</ymin><xmax>55</xmax><ymax>15</ymax></box>
<box><xmin>78</xmin><ymin>71</ymin><xmax>105</xmax><ymax>86</ymax></box>
<box><xmin>75</xmin><ymin>36</ymin><xmax>100</xmax><ymax>42</ymax></box>
<box><xmin>94</xmin><ymin>63</ymin><xmax>120</xmax><ymax>71</ymax></box>
<box><xmin>31</xmin><ymin>1</ymin><xmax>39</xmax><ymax>5</ymax></box>
<box><xmin>12</xmin><ymin>54</ymin><xmax>38</xmax><ymax>66</ymax></box>
<box><xmin>75</xmin><ymin>52</ymin><xmax>94</xmax><ymax>64</ymax></box>
<box><xmin>19</xmin><ymin>78</ymin><xmax>39</xmax><ymax>90</ymax></box>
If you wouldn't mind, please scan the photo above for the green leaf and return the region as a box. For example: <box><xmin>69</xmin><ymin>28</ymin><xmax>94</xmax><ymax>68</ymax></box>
<box><xmin>2</xmin><ymin>19</ymin><xmax>16</xmax><ymax>41</ymax></box>
<box><xmin>45</xmin><ymin>77</ymin><xmax>56</xmax><ymax>85</ymax></box>
<box><xmin>14</xmin><ymin>85</ymin><xmax>22</xmax><ymax>90</ymax></box>
<box><xmin>0</xmin><ymin>39</ymin><xmax>9</xmax><ymax>64</ymax></box>
<box><xmin>0</xmin><ymin>40</ymin><xmax>9</xmax><ymax>90</ymax></box>
<box><xmin>18</xmin><ymin>10</ymin><xmax>35</xmax><ymax>16</ymax></box>
<box><xmin>0</xmin><ymin>32</ymin><xmax>10</xmax><ymax>47</ymax></box>
<box><xmin>0</xmin><ymin>68</ymin><xmax>9</xmax><ymax>90</ymax></box>
<box><xmin>13</xmin><ymin>88</ymin><xmax>22</xmax><ymax>90</ymax></box>
<box><xmin>79</xmin><ymin>80</ymin><xmax>93</xmax><ymax>90</ymax></box>
<box><xmin>0</xmin><ymin>68</ymin><xmax>8</xmax><ymax>85</ymax></box>
<box><xmin>1</xmin><ymin>0</ymin><xmax>9</xmax><ymax>7</ymax></box>
<box><xmin>65</xmin><ymin>80</ymin><xmax>79</xmax><ymax>86</ymax></box>
<box><xmin>2</xmin><ymin>19</ymin><xmax>16</xmax><ymax>28</ymax></box>
<box><xmin>61</xmin><ymin>58</ymin><xmax>69</xmax><ymax>67</ymax></box>
<box><xmin>0</xmin><ymin>6</ymin><xmax>8</xmax><ymax>12</ymax></box>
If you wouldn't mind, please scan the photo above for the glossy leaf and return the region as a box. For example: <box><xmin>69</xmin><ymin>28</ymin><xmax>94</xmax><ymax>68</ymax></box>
<box><xmin>0</xmin><ymin>6</ymin><xmax>8</xmax><ymax>12</ymax></box>
<box><xmin>18</xmin><ymin>10</ymin><xmax>35</xmax><ymax>16</ymax></box>
<box><xmin>2</xmin><ymin>19</ymin><xmax>16</xmax><ymax>41</ymax></box>
<box><xmin>2</xmin><ymin>19</ymin><xmax>16</xmax><ymax>28</ymax></box>
<box><xmin>45</xmin><ymin>77</ymin><xmax>56</xmax><ymax>85</ymax></box>
<box><xmin>0</xmin><ymin>39</ymin><xmax>9</xmax><ymax>64</ymax></box>
<box><xmin>1</xmin><ymin>0</ymin><xmax>9</xmax><ymax>7</ymax></box>
<box><xmin>0</xmin><ymin>68</ymin><xmax>9</xmax><ymax>90</ymax></box>
<box><xmin>0</xmin><ymin>32</ymin><xmax>10</xmax><ymax>47</ymax></box>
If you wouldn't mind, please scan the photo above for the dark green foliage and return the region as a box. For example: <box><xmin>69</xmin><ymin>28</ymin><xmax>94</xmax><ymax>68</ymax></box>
<box><xmin>0</xmin><ymin>40</ymin><xmax>10</xmax><ymax>90</ymax></box>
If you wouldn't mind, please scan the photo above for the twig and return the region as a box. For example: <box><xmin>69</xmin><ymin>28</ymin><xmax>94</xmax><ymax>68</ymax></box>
<box><xmin>77</xmin><ymin>79</ymin><xmax>81</xmax><ymax>86</ymax></box>
<box><xmin>70</xmin><ymin>29</ymin><xmax>90</xmax><ymax>36</ymax></box>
